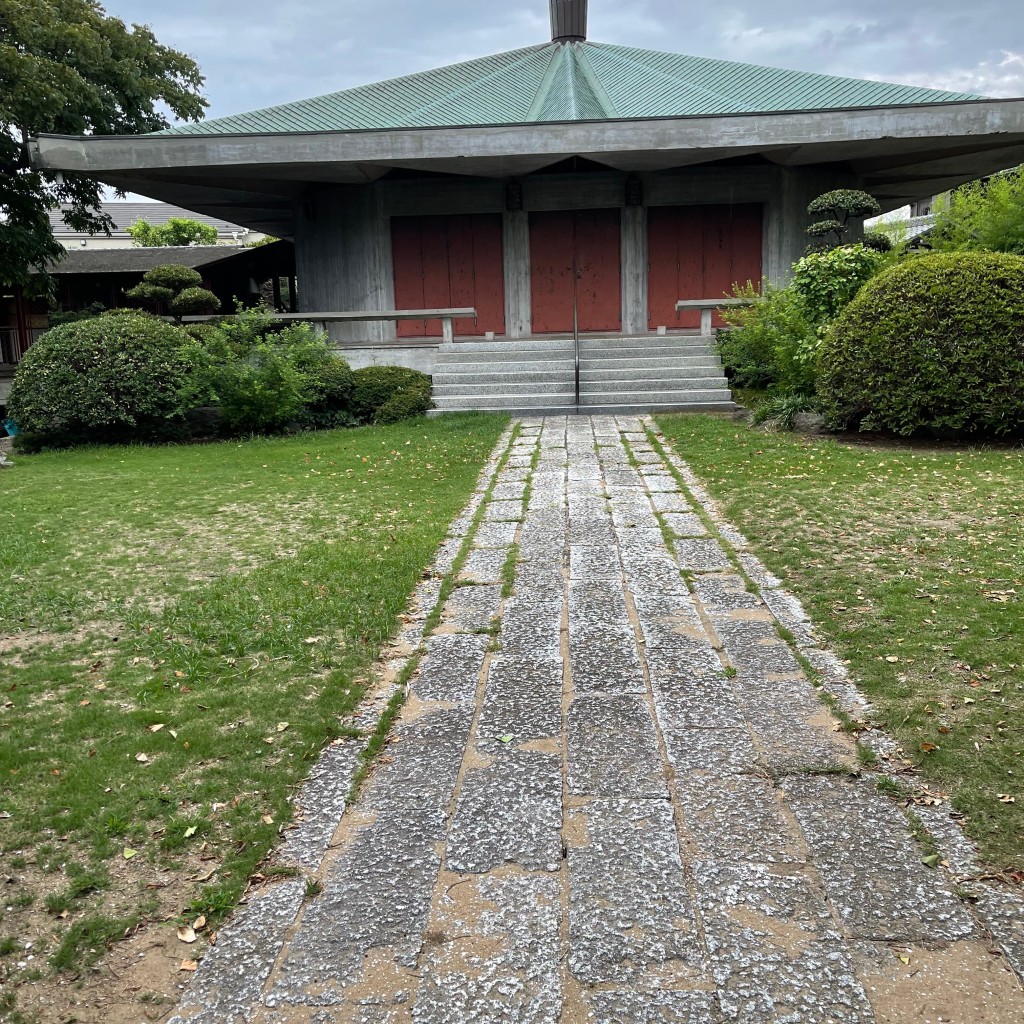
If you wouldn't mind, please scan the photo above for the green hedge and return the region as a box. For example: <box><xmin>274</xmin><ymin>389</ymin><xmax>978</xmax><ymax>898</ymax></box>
<box><xmin>351</xmin><ymin>366</ymin><xmax>432</xmax><ymax>423</ymax></box>
<box><xmin>8</xmin><ymin>313</ymin><xmax>190</xmax><ymax>449</ymax></box>
<box><xmin>818</xmin><ymin>252</ymin><xmax>1024</xmax><ymax>436</ymax></box>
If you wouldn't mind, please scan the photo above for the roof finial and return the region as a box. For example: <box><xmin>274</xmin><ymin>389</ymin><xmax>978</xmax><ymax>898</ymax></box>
<box><xmin>550</xmin><ymin>0</ymin><xmax>587</xmax><ymax>42</ymax></box>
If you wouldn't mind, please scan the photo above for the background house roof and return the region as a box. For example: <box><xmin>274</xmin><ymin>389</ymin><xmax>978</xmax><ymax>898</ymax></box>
<box><xmin>158</xmin><ymin>40</ymin><xmax>981</xmax><ymax>136</ymax></box>
<box><xmin>48</xmin><ymin>202</ymin><xmax>251</xmax><ymax>237</ymax></box>
<box><xmin>45</xmin><ymin>242</ymin><xmax>293</xmax><ymax>275</ymax></box>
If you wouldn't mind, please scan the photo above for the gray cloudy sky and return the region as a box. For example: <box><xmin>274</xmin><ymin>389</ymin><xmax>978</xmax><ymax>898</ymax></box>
<box><xmin>106</xmin><ymin>0</ymin><xmax>1023</xmax><ymax>120</ymax></box>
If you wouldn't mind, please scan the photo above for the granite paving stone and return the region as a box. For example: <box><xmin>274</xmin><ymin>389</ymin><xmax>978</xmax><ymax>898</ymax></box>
<box><xmin>166</xmin><ymin>880</ymin><xmax>305</xmax><ymax>1024</ymax></box>
<box><xmin>784</xmin><ymin>776</ymin><xmax>976</xmax><ymax>942</ymax></box>
<box><xmin>414</xmin><ymin>873</ymin><xmax>562</xmax><ymax>1024</ymax></box>
<box><xmin>710</xmin><ymin>614</ymin><xmax>805</xmax><ymax>678</ymax></box>
<box><xmin>675</xmin><ymin>538</ymin><xmax>733</xmax><ymax>573</ymax></box>
<box><xmin>446</xmin><ymin>750</ymin><xmax>562</xmax><ymax>872</ymax></box>
<box><xmin>675</xmin><ymin>775</ymin><xmax>806</xmax><ymax>863</ymax></box>
<box><xmin>278</xmin><ymin>742</ymin><xmax>362</xmax><ymax>870</ymax></box>
<box><xmin>460</xmin><ymin>546</ymin><xmax>509</xmax><ymax>583</ymax></box>
<box><xmin>692</xmin><ymin>574</ymin><xmax>764</xmax><ymax>612</ymax></box>
<box><xmin>499</xmin><ymin>599</ymin><xmax>563</xmax><ymax>659</ymax></box>
<box><xmin>411</xmin><ymin>634</ymin><xmax>489</xmax><ymax>704</ymax></box>
<box><xmin>484</xmin><ymin>499</ymin><xmax>526</xmax><ymax>521</ymax></box>
<box><xmin>568</xmin><ymin>799</ymin><xmax>704</xmax><ymax>987</ymax></box>
<box><xmin>476</xmin><ymin>655</ymin><xmax>564</xmax><ymax>751</ymax></box>
<box><xmin>363</xmin><ymin>707</ymin><xmax>475</xmax><ymax>811</ymax></box>
<box><xmin>568</xmin><ymin>695</ymin><xmax>668</xmax><ymax>798</ymax></box>
<box><xmin>662</xmin><ymin>512</ymin><xmax>709</xmax><ymax>537</ymax></box>
<box><xmin>440</xmin><ymin>583</ymin><xmax>502</xmax><ymax>633</ymax></box>
<box><xmin>694</xmin><ymin>861</ymin><xmax>874</xmax><ymax>1024</ymax></box>
<box><xmin>660</xmin><ymin>725</ymin><xmax>760</xmax><ymax>777</ymax></box>
<box><xmin>266</xmin><ymin>806</ymin><xmax>446</xmax><ymax>1006</ymax></box>
<box><xmin>584</xmin><ymin>990</ymin><xmax>720</xmax><ymax>1024</ymax></box>
<box><xmin>473</xmin><ymin>521</ymin><xmax>519</xmax><ymax>548</ymax></box>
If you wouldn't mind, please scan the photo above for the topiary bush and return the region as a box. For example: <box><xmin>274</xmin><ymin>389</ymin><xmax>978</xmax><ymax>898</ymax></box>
<box><xmin>7</xmin><ymin>313</ymin><xmax>191</xmax><ymax>449</ymax></box>
<box><xmin>351</xmin><ymin>366</ymin><xmax>432</xmax><ymax>423</ymax></box>
<box><xmin>374</xmin><ymin>384</ymin><xmax>432</xmax><ymax>424</ymax></box>
<box><xmin>818</xmin><ymin>252</ymin><xmax>1024</xmax><ymax>436</ymax></box>
<box><xmin>299</xmin><ymin>356</ymin><xmax>356</xmax><ymax>429</ymax></box>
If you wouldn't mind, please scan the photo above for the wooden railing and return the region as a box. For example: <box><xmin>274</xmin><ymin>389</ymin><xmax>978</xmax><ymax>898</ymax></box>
<box><xmin>675</xmin><ymin>298</ymin><xmax>754</xmax><ymax>337</ymax></box>
<box><xmin>182</xmin><ymin>308</ymin><xmax>478</xmax><ymax>345</ymax></box>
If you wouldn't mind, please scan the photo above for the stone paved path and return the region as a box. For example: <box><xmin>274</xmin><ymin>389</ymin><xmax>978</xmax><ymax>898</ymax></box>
<box><xmin>169</xmin><ymin>416</ymin><xmax>1024</xmax><ymax>1024</ymax></box>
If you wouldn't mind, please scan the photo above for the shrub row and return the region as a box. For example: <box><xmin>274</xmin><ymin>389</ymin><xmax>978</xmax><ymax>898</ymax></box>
<box><xmin>8</xmin><ymin>308</ymin><xmax>433</xmax><ymax>450</ymax></box>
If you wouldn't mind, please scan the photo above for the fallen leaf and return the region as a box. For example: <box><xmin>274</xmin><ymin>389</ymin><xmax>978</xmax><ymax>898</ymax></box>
<box><xmin>180</xmin><ymin>959</ymin><xmax>199</xmax><ymax>972</ymax></box>
<box><xmin>79</xmin><ymin>699</ymin><xmax>91</xmax><ymax>707</ymax></box>
<box><xmin>921</xmin><ymin>854</ymin><xmax>940</xmax><ymax>868</ymax></box>
<box><xmin>177</xmin><ymin>925</ymin><xmax>197</xmax><ymax>944</ymax></box>
<box><xmin>184</xmin><ymin>826</ymin><xmax>198</xmax><ymax>838</ymax></box>
<box><xmin>262</xmin><ymin>815</ymin><xmax>274</xmax><ymax>825</ymax></box>
<box><xmin>192</xmin><ymin>866</ymin><xmax>217</xmax><ymax>883</ymax></box>
<box><xmin>123</xmin><ymin>848</ymin><xmax>138</xmax><ymax>860</ymax></box>
<box><xmin>148</xmin><ymin>724</ymin><xmax>165</xmax><ymax>733</ymax></box>
<box><xmin>193</xmin><ymin>915</ymin><xmax>207</xmax><ymax>931</ymax></box>
<box><xmin>498</xmin><ymin>734</ymin><xmax>514</xmax><ymax>744</ymax></box>
<box><xmin>898</xmin><ymin>955</ymin><xmax>911</xmax><ymax>965</ymax></box>
<box><xmin>276</xmin><ymin>722</ymin><xmax>290</xmax><ymax>733</ymax></box>
<box><xmin>919</xmin><ymin>742</ymin><xmax>939</xmax><ymax>753</ymax></box>
<box><xmin>998</xmin><ymin>794</ymin><xmax>1016</xmax><ymax>804</ymax></box>
<box><xmin>135</xmin><ymin>753</ymin><xmax>150</xmax><ymax>763</ymax></box>
<box><xmin>885</xmin><ymin>655</ymin><xmax>900</xmax><ymax>663</ymax></box>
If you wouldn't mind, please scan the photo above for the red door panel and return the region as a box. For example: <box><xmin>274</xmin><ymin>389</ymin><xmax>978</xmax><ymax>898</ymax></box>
<box><xmin>529</xmin><ymin>210</ymin><xmax>621</xmax><ymax>334</ymax></box>
<box><xmin>648</xmin><ymin>205</ymin><xmax>763</xmax><ymax>331</ymax></box>
<box><xmin>529</xmin><ymin>212</ymin><xmax>576</xmax><ymax>334</ymax></box>
<box><xmin>391</xmin><ymin>218</ymin><xmax>427</xmax><ymax>338</ymax></box>
<box><xmin>391</xmin><ymin>214</ymin><xmax>505</xmax><ymax>338</ymax></box>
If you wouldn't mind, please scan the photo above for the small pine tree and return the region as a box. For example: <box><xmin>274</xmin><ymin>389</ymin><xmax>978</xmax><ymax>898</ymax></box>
<box><xmin>806</xmin><ymin>190</ymin><xmax>882</xmax><ymax>249</ymax></box>
<box><xmin>124</xmin><ymin>264</ymin><xmax>220</xmax><ymax>322</ymax></box>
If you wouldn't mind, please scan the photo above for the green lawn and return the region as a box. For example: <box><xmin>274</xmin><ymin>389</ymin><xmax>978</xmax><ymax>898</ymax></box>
<box><xmin>657</xmin><ymin>415</ymin><xmax>1023</xmax><ymax>873</ymax></box>
<box><xmin>0</xmin><ymin>414</ymin><xmax>505</xmax><ymax>992</ymax></box>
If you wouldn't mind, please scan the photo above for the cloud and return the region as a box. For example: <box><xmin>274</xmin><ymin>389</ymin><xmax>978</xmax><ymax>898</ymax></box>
<box><xmin>882</xmin><ymin>51</ymin><xmax>1024</xmax><ymax>98</ymax></box>
<box><xmin>104</xmin><ymin>0</ymin><xmax>1024</xmax><ymax>118</ymax></box>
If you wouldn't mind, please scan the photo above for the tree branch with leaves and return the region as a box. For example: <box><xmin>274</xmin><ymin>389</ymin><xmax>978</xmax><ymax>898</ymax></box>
<box><xmin>0</xmin><ymin>0</ymin><xmax>208</xmax><ymax>291</ymax></box>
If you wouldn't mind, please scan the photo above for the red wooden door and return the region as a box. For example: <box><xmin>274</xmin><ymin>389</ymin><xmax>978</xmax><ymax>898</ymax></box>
<box><xmin>530</xmin><ymin>210</ymin><xmax>621</xmax><ymax>334</ymax></box>
<box><xmin>648</xmin><ymin>205</ymin><xmax>763</xmax><ymax>330</ymax></box>
<box><xmin>391</xmin><ymin>213</ymin><xmax>505</xmax><ymax>338</ymax></box>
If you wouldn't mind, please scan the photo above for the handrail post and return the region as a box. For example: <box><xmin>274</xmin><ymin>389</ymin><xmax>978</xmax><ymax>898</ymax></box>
<box><xmin>442</xmin><ymin>317</ymin><xmax>454</xmax><ymax>346</ymax></box>
<box><xmin>700</xmin><ymin>308</ymin><xmax>713</xmax><ymax>337</ymax></box>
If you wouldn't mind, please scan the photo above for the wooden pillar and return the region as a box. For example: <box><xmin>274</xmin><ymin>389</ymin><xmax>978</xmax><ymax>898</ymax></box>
<box><xmin>503</xmin><ymin>210</ymin><xmax>531</xmax><ymax>338</ymax></box>
<box><xmin>620</xmin><ymin>205</ymin><xmax>648</xmax><ymax>336</ymax></box>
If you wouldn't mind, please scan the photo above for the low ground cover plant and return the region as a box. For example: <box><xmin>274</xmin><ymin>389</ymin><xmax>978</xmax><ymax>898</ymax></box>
<box><xmin>656</xmin><ymin>414</ymin><xmax>1023</xmax><ymax>872</ymax></box>
<box><xmin>0</xmin><ymin>413</ymin><xmax>506</xmax><ymax>1018</ymax></box>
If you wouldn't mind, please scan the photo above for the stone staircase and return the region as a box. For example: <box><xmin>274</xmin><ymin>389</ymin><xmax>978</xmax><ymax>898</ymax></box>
<box><xmin>430</xmin><ymin>336</ymin><xmax>734</xmax><ymax>414</ymax></box>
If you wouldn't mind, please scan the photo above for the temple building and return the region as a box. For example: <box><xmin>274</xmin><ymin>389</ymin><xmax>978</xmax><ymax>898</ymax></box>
<box><xmin>30</xmin><ymin>0</ymin><xmax>1024</xmax><ymax>411</ymax></box>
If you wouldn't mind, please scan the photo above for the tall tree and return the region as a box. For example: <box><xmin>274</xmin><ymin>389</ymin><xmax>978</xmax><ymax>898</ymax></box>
<box><xmin>0</xmin><ymin>1</ymin><xmax>207</xmax><ymax>291</ymax></box>
<box><xmin>127</xmin><ymin>217</ymin><xmax>219</xmax><ymax>247</ymax></box>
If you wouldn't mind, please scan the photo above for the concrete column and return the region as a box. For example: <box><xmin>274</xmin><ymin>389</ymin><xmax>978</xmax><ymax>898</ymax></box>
<box><xmin>764</xmin><ymin>167</ymin><xmax>862</xmax><ymax>285</ymax></box>
<box><xmin>295</xmin><ymin>184</ymin><xmax>395</xmax><ymax>344</ymax></box>
<box><xmin>503</xmin><ymin>210</ymin><xmax>532</xmax><ymax>338</ymax></box>
<box><xmin>620</xmin><ymin>205</ymin><xmax>648</xmax><ymax>335</ymax></box>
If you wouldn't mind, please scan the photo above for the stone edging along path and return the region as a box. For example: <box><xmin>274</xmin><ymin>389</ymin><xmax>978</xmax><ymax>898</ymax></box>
<box><xmin>167</xmin><ymin>415</ymin><xmax>1024</xmax><ymax>1024</ymax></box>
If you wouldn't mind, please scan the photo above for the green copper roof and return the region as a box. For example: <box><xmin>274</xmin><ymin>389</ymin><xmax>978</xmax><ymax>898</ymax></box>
<box><xmin>161</xmin><ymin>40</ymin><xmax>981</xmax><ymax>136</ymax></box>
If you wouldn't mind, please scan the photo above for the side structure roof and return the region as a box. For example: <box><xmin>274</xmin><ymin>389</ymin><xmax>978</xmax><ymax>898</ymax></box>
<box><xmin>159</xmin><ymin>40</ymin><xmax>980</xmax><ymax>136</ymax></box>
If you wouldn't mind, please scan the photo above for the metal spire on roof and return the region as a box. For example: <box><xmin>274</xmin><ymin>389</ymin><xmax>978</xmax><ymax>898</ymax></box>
<box><xmin>550</xmin><ymin>0</ymin><xmax>587</xmax><ymax>42</ymax></box>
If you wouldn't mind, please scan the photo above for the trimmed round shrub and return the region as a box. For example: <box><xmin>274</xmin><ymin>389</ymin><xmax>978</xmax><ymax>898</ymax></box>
<box><xmin>351</xmin><ymin>366</ymin><xmax>432</xmax><ymax>423</ymax></box>
<box><xmin>142</xmin><ymin>265</ymin><xmax>203</xmax><ymax>291</ymax></box>
<box><xmin>818</xmin><ymin>252</ymin><xmax>1024</xmax><ymax>436</ymax></box>
<box><xmin>170</xmin><ymin>286</ymin><xmax>221</xmax><ymax>318</ymax></box>
<box><xmin>300</xmin><ymin>356</ymin><xmax>356</xmax><ymax>429</ymax></box>
<box><xmin>8</xmin><ymin>313</ymin><xmax>191</xmax><ymax>449</ymax></box>
<box><xmin>374</xmin><ymin>384</ymin><xmax>432</xmax><ymax>424</ymax></box>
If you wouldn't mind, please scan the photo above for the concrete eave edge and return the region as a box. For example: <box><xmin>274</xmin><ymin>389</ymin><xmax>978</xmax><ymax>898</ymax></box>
<box><xmin>31</xmin><ymin>98</ymin><xmax>1024</xmax><ymax>174</ymax></box>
